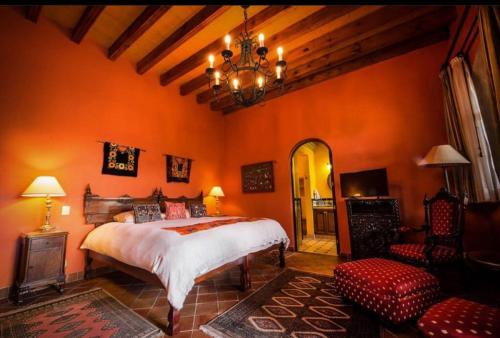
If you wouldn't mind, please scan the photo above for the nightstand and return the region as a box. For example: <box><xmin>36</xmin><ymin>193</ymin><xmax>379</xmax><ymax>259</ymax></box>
<box><xmin>16</xmin><ymin>230</ymin><xmax>68</xmax><ymax>304</ymax></box>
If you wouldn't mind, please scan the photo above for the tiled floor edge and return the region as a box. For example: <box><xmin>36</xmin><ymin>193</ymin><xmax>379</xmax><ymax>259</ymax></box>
<box><xmin>0</xmin><ymin>267</ymin><xmax>115</xmax><ymax>300</ymax></box>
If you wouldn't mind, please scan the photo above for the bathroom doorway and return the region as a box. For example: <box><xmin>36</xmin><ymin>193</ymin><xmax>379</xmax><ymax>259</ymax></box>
<box><xmin>290</xmin><ymin>139</ymin><xmax>339</xmax><ymax>256</ymax></box>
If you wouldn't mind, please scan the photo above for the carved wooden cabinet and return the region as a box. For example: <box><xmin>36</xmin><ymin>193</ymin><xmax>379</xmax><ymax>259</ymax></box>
<box><xmin>313</xmin><ymin>208</ymin><xmax>335</xmax><ymax>235</ymax></box>
<box><xmin>346</xmin><ymin>198</ymin><xmax>400</xmax><ymax>260</ymax></box>
<box><xmin>16</xmin><ymin>230</ymin><xmax>68</xmax><ymax>304</ymax></box>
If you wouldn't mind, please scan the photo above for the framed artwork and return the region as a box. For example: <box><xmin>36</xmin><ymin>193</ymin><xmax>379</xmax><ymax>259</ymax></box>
<box><xmin>102</xmin><ymin>142</ymin><xmax>140</xmax><ymax>177</ymax></box>
<box><xmin>166</xmin><ymin>155</ymin><xmax>192</xmax><ymax>183</ymax></box>
<box><xmin>241</xmin><ymin>161</ymin><xmax>275</xmax><ymax>193</ymax></box>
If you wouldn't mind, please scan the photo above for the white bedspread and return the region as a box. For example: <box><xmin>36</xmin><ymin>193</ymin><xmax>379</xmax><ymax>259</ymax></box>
<box><xmin>80</xmin><ymin>216</ymin><xmax>289</xmax><ymax>309</ymax></box>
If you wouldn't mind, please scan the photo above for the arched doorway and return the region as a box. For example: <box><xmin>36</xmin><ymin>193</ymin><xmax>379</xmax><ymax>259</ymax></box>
<box><xmin>290</xmin><ymin>139</ymin><xmax>340</xmax><ymax>255</ymax></box>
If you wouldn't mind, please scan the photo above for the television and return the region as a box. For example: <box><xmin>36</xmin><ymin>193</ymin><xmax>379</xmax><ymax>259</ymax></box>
<box><xmin>340</xmin><ymin>168</ymin><xmax>389</xmax><ymax>197</ymax></box>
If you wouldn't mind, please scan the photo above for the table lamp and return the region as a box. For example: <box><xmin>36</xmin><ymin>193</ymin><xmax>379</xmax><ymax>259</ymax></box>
<box><xmin>209</xmin><ymin>186</ymin><xmax>224</xmax><ymax>216</ymax></box>
<box><xmin>22</xmin><ymin>176</ymin><xmax>66</xmax><ymax>232</ymax></box>
<box><xmin>419</xmin><ymin>144</ymin><xmax>470</xmax><ymax>191</ymax></box>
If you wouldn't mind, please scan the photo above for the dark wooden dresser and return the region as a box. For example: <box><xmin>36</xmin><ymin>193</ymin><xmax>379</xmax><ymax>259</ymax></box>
<box><xmin>16</xmin><ymin>230</ymin><xmax>68</xmax><ymax>304</ymax></box>
<box><xmin>346</xmin><ymin>198</ymin><xmax>400</xmax><ymax>260</ymax></box>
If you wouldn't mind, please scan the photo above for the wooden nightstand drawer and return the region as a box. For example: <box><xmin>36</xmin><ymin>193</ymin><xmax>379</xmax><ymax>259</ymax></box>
<box><xmin>31</xmin><ymin>236</ymin><xmax>64</xmax><ymax>251</ymax></box>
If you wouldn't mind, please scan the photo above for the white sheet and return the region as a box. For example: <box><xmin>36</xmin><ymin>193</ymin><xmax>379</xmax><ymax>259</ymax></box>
<box><xmin>80</xmin><ymin>216</ymin><xmax>289</xmax><ymax>309</ymax></box>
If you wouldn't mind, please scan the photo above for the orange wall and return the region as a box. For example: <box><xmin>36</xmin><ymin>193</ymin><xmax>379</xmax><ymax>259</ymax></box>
<box><xmin>222</xmin><ymin>42</ymin><xmax>449</xmax><ymax>254</ymax></box>
<box><xmin>0</xmin><ymin>8</ymin><xmax>223</xmax><ymax>288</ymax></box>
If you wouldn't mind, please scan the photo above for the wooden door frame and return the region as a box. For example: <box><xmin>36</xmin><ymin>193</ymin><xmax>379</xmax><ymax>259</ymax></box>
<box><xmin>289</xmin><ymin>138</ymin><xmax>340</xmax><ymax>255</ymax></box>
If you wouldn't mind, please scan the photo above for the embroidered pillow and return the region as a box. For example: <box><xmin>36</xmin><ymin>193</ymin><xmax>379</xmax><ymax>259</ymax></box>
<box><xmin>165</xmin><ymin>202</ymin><xmax>187</xmax><ymax>220</ymax></box>
<box><xmin>133</xmin><ymin>203</ymin><xmax>162</xmax><ymax>224</ymax></box>
<box><xmin>113</xmin><ymin>211</ymin><xmax>135</xmax><ymax>223</ymax></box>
<box><xmin>190</xmin><ymin>203</ymin><xmax>207</xmax><ymax>218</ymax></box>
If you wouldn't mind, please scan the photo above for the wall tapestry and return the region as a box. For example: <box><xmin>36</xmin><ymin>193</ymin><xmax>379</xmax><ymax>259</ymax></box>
<box><xmin>102</xmin><ymin>142</ymin><xmax>140</xmax><ymax>177</ymax></box>
<box><xmin>166</xmin><ymin>155</ymin><xmax>192</xmax><ymax>183</ymax></box>
<box><xmin>241</xmin><ymin>161</ymin><xmax>275</xmax><ymax>193</ymax></box>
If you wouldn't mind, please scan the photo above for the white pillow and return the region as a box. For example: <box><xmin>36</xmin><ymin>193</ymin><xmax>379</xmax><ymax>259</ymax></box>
<box><xmin>113</xmin><ymin>211</ymin><xmax>135</xmax><ymax>223</ymax></box>
<box><xmin>185</xmin><ymin>209</ymin><xmax>191</xmax><ymax>219</ymax></box>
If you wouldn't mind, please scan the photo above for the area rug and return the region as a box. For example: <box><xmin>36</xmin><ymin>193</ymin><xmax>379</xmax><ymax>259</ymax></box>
<box><xmin>0</xmin><ymin>288</ymin><xmax>163</xmax><ymax>338</ymax></box>
<box><xmin>201</xmin><ymin>269</ymin><xmax>379</xmax><ymax>338</ymax></box>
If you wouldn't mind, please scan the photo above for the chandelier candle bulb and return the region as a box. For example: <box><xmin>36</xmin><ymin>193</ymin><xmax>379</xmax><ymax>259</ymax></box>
<box><xmin>224</xmin><ymin>34</ymin><xmax>231</xmax><ymax>50</ymax></box>
<box><xmin>208</xmin><ymin>54</ymin><xmax>214</xmax><ymax>68</ymax></box>
<box><xmin>257</xmin><ymin>76</ymin><xmax>264</xmax><ymax>88</ymax></box>
<box><xmin>258</xmin><ymin>33</ymin><xmax>265</xmax><ymax>47</ymax></box>
<box><xmin>232</xmin><ymin>78</ymin><xmax>239</xmax><ymax>90</ymax></box>
<box><xmin>277</xmin><ymin>47</ymin><xmax>283</xmax><ymax>61</ymax></box>
<box><xmin>215</xmin><ymin>71</ymin><xmax>220</xmax><ymax>85</ymax></box>
<box><xmin>276</xmin><ymin>66</ymin><xmax>282</xmax><ymax>79</ymax></box>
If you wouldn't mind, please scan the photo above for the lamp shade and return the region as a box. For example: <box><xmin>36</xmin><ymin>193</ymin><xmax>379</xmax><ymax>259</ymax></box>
<box><xmin>209</xmin><ymin>186</ymin><xmax>225</xmax><ymax>197</ymax></box>
<box><xmin>419</xmin><ymin>144</ymin><xmax>470</xmax><ymax>167</ymax></box>
<box><xmin>22</xmin><ymin>176</ymin><xmax>66</xmax><ymax>197</ymax></box>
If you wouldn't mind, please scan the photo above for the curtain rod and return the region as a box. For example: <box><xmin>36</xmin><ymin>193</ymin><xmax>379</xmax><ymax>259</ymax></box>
<box><xmin>444</xmin><ymin>5</ymin><xmax>471</xmax><ymax>65</ymax></box>
<box><xmin>96</xmin><ymin>140</ymin><xmax>146</xmax><ymax>152</ymax></box>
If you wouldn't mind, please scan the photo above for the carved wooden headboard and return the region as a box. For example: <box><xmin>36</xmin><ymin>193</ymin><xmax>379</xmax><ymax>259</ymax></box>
<box><xmin>83</xmin><ymin>185</ymin><xmax>203</xmax><ymax>226</ymax></box>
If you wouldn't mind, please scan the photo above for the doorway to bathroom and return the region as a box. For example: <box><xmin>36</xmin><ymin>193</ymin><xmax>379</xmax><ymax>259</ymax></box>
<box><xmin>290</xmin><ymin>139</ymin><xmax>340</xmax><ymax>256</ymax></box>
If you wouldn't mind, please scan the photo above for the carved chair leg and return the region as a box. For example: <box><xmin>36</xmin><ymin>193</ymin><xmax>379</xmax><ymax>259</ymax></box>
<box><xmin>240</xmin><ymin>256</ymin><xmax>251</xmax><ymax>291</ymax></box>
<box><xmin>167</xmin><ymin>302</ymin><xmax>181</xmax><ymax>336</ymax></box>
<box><xmin>279</xmin><ymin>242</ymin><xmax>286</xmax><ymax>268</ymax></box>
<box><xmin>84</xmin><ymin>250</ymin><xmax>93</xmax><ymax>280</ymax></box>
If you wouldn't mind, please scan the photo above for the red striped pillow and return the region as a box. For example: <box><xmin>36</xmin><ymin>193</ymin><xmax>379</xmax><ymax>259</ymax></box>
<box><xmin>165</xmin><ymin>202</ymin><xmax>187</xmax><ymax>220</ymax></box>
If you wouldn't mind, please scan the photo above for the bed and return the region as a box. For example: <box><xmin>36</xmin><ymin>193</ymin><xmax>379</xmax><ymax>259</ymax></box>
<box><xmin>80</xmin><ymin>185</ymin><xmax>289</xmax><ymax>335</ymax></box>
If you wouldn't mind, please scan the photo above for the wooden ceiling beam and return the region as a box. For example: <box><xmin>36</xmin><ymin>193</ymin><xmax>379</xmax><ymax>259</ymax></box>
<box><xmin>71</xmin><ymin>6</ymin><xmax>106</xmax><ymax>44</ymax></box>
<box><xmin>159</xmin><ymin>5</ymin><xmax>290</xmax><ymax>87</ymax></box>
<box><xmin>198</xmin><ymin>5</ymin><xmax>440</xmax><ymax>105</ymax></box>
<box><xmin>175</xmin><ymin>5</ymin><xmax>360</xmax><ymax>93</ymax></box>
<box><xmin>136</xmin><ymin>6</ymin><xmax>229</xmax><ymax>75</ymax></box>
<box><xmin>108</xmin><ymin>6</ymin><xmax>172</xmax><ymax>61</ymax></box>
<box><xmin>222</xmin><ymin>28</ymin><xmax>450</xmax><ymax>114</ymax></box>
<box><xmin>25</xmin><ymin>6</ymin><xmax>42</xmax><ymax>23</ymax></box>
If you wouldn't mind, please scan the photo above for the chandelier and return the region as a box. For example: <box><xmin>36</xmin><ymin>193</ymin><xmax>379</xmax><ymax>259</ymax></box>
<box><xmin>205</xmin><ymin>6</ymin><xmax>287</xmax><ymax>107</ymax></box>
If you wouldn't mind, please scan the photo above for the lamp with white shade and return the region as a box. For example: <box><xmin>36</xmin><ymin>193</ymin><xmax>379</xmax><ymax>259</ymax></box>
<box><xmin>22</xmin><ymin>176</ymin><xmax>66</xmax><ymax>232</ymax></box>
<box><xmin>209</xmin><ymin>186</ymin><xmax>224</xmax><ymax>216</ymax></box>
<box><xmin>419</xmin><ymin>144</ymin><xmax>470</xmax><ymax>191</ymax></box>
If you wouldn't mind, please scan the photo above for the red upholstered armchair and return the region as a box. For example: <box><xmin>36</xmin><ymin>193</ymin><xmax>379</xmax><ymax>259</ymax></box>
<box><xmin>389</xmin><ymin>188</ymin><xmax>465</xmax><ymax>269</ymax></box>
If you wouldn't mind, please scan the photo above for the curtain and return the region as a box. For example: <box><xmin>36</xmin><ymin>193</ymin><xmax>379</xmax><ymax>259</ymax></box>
<box><xmin>471</xmin><ymin>6</ymin><xmax>500</xmax><ymax>179</ymax></box>
<box><xmin>440</xmin><ymin>55</ymin><xmax>499</xmax><ymax>203</ymax></box>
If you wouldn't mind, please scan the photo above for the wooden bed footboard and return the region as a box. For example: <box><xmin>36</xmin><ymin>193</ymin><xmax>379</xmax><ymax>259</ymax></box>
<box><xmin>85</xmin><ymin>241</ymin><xmax>286</xmax><ymax>335</ymax></box>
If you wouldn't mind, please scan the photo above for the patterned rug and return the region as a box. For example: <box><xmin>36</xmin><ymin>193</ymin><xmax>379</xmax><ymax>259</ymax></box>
<box><xmin>0</xmin><ymin>288</ymin><xmax>163</xmax><ymax>338</ymax></box>
<box><xmin>201</xmin><ymin>269</ymin><xmax>379</xmax><ymax>338</ymax></box>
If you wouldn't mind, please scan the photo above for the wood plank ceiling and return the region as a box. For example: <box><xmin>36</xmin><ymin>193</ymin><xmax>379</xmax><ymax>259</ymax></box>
<box><xmin>25</xmin><ymin>5</ymin><xmax>457</xmax><ymax>114</ymax></box>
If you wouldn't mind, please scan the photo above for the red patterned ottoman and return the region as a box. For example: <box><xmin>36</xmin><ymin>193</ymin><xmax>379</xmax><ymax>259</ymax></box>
<box><xmin>332</xmin><ymin>258</ymin><xmax>440</xmax><ymax>324</ymax></box>
<box><xmin>418</xmin><ymin>297</ymin><xmax>500</xmax><ymax>337</ymax></box>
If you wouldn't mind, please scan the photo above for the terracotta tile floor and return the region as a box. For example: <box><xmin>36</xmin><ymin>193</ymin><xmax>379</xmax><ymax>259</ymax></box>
<box><xmin>299</xmin><ymin>235</ymin><xmax>337</xmax><ymax>256</ymax></box>
<box><xmin>0</xmin><ymin>252</ymin><xmax>424</xmax><ymax>337</ymax></box>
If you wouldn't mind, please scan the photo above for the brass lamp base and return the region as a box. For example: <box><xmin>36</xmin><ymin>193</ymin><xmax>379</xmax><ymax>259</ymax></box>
<box><xmin>40</xmin><ymin>223</ymin><xmax>55</xmax><ymax>232</ymax></box>
<box><xmin>40</xmin><ymin>195</ymin><xmax>55</xmax><ymax>232</ymax></box>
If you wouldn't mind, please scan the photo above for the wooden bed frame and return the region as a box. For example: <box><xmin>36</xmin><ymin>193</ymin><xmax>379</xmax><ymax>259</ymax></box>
<box><xmin>82</xmin><ymin>185</ymin><xmax>286</xmax><ymax>335</ymax></box>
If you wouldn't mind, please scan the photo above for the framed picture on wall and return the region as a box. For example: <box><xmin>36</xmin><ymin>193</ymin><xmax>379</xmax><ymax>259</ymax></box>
<box><xmin>241</xmin><ymin>161</ymin><xmax>275</xmax><ymax>193</ymax></box>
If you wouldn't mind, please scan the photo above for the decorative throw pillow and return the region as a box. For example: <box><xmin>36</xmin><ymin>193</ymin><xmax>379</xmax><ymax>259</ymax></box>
<box><xmin>190</xmin><ymin>203</ymin><xmax>207</xmax><ymax>218</ymax></box>
<box><xmin>165</xmin><ymin>202</ymin><xmax>187</xmax><ymax>220</ymax></box>
<box><xmin>113</xmin><ymin>211</ymin><xmax>135</xmax><ymax>223</ymax></box>
<box><xmin>133</xmin><ymin>203</ymin><xmax>162</xmax><ymax>223</ymax></box>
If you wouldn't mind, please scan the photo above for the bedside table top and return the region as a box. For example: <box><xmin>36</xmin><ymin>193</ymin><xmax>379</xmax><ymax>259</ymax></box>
<box><xmin>23</xmin><ymin>230</ymin><xmax>68</xmax><ymax>238</ymax></box>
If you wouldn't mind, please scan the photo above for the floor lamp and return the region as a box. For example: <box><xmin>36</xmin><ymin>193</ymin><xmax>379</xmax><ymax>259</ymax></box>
<box><xmin>419</xmin><ymin>144</ymin><xmax>470</xmax><ymax>192</ymax></box>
